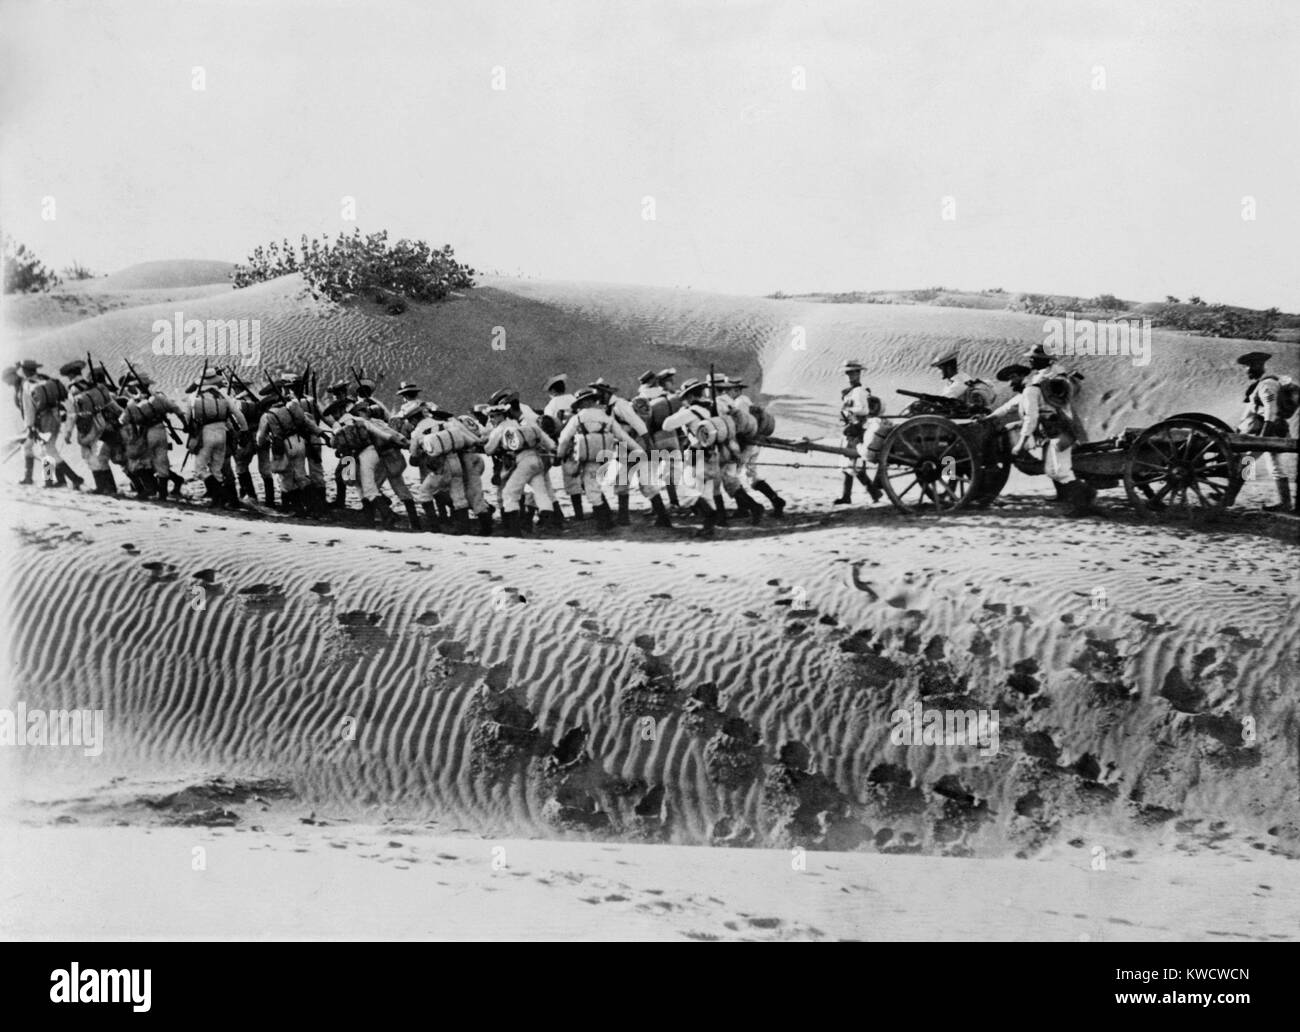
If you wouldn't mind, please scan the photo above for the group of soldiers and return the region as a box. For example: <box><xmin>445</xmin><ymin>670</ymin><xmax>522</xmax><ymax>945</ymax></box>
<box><xmin>10</xmin><ymin>342</ymin><xmax>1296</xmax><ymax>530</ymax></box>
<box><xmin>834</xmin><ymin>345</ymin><xmax>1298</xmax><ymax>516</ymax></box>
<box><xmin>6</xmin><ymin>359</ymin><xmax>790</xmax><ymax>538</ymax></box>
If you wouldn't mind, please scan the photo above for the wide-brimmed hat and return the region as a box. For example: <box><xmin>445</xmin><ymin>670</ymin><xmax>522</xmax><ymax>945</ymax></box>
<box><xmin>356</xmin><ymin>377</ymin><xmax>376</xmax><ymax>391</ymax></box>
<box><xmin>59</xmin><ymin>360</ymin><xmax>86</xmax><ymax>378</ymax></box>
<box><xmin>396</xmin><ymin>381</ymin><xmax>421</xmax><ymax>396</ymax></box>
<box><xmin>996</xmin><ymin>363</ymin><xmax>1031</xmax><ymax>382</ymax></box>
<box><xmin>572</xmin><ymin>387</ymin><xmax>603</xmax><ymax>407</ymax></box>
<box><xmin>679</xmin><ymin>377</ymin><xmax>708</xmax><ymax>397</ymax></box>
<box><xmin>18</xmin><ymin>359</ymin><xmax>42</xmax><ymax>374</ymax></box>
<box><xmin>1023</xmin><ymin>344</ymin><xmax>1054</xmax><ymax>363</ymax></box>
<box><xmin>637</xmin><ymin>369</ymin><xmax>658</xmax><ymax>386</ymax></box>
<box><xmin>486</xmin><ymin>402</ymin><xmax>510</xmax><ymax>415</ymax></box>
<box><xmin>656</xmin><ymin>367</ymin><xmax>677</xmax><ymax>382</ymax></box>
<box><xmin>1236</xmin><ymin>351</ymin><xmax>1271</xmax><ymax>367</ymax></box>
<box><xmin>488</xmin><ymin>388</ymin><xmax>518</xmax><ymax>406</ymax></box>
<box><xmin>930</xmin><ymin>352</ymin><xmax>958</xmax><ymax>368</ymax></box>
<box><xmin>201</xmin><ymin>370</ymin><xmax>224</xmax><ymax>386</ymax></box>
<box><xmin>545</xmin><ymin>373</ymin><xmax>568</xmax><ymax>392</ymax></box>
<box><xmin>327</xmin><ymin>379</ymin><xmax>351</xmax><ymax>394</ymax></box>
<box><xmin>587</xmin><ymin>377</ymin><xmax>614</xmax><ymax>394</ymax></box>
<box><xmin>842</xmin><ymin>360</ymin><xmax>864</xmax><ymax>373</ymax></box>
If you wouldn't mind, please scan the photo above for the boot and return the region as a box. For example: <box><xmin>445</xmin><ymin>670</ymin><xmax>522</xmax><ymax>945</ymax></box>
<box><xmin>204</xmin><ymin>475</ymin><xmax>223</xmax><ymax>504</ymax></box>
<box><xmin>19</xmin><ymin>456</ymin><xmax>34</xmax><ymax>485</ymax></box>
<box><xmin>713</xmin><ymin>491</ymin><xmax>730</xmax><ymax>524</ymax></box>
<box><xmin>477</xmin><ymin>511</ymin><xmax>494</xmax><ymax>536</ymax></box>
<box><xmin>261</xmin><ymin>475</ymin><xmax>277</xmax><ymax>508</ymax></box>
<box><xmin>666</xmin><ymin>484</ymin><xmax>680</xmax><ymax>508</ymax></box>
<box><xmin>1064</xmin><ymin>480</ymin><xmax>1094</xmax><ymax>517</ymax></box>
<box><xmin>376</xmin><ymin>498</ymin><xmax>396</xmax><ymax>529</ymax></box>
<box><xmin>693</xmin><ymin>498</ymin><xmax>716</xmax><ymax>538</ymax></box>
<box><xmin>94</xmin><ymin>469</ymin><xmax>118</xmax><ymax>495</ymax></box>
<box><xmin>569</xmin><ymin>494</ymin><xmax>585</xmax><ymax>520</ymax></box>
<box><xmin>169</xmin><ymin>472</ymin><xmax>185</xmax><ymax>499</ymax></box>
<box><xmin>834</xmin><ymin>473</ymin><xmax>853</xmax><ymax>504</ymax></box>
<box><xmin>138</xmin><ymin>471</ymin><xmax>158</xmax><ymax>498</ymax></box>
<box><xmin>753</xmin><ymin>479</ymin><xmax>786</xmax><ymax>517</ymax></box>
<box><xmin>650</xmin><ymin>493</ymin><xmax>673</xmax><ymax>528</ymax></box>
<box><xmin>501</xmin><ymin>510</ymin><xmax>521</xmax><ymax>537</ymax></box>
<box><xmin>330</xmin><ymin>472</ymin><xmax>347</xmax><ymax>508</ymax></box>
<box><xmin>735</xmin><ymin>487</ymin><xmax>763</xmax><ymax>524</ymax></box>
<box><xmin>223</xmin><ymin>477</ymin><xmax>244</xmax><ymax>510</ymax></box>
<box><xmin>236</xmin><ymin>469</ymin><xmax>255</xmax><ymax>499</ymax></box>
<box><xmin>49</xmin><ymin>462</ymin><xmax>66</xmax><ymax>488</ymax></box>
<box><xmin>1052</xmin><ymin>480</ymin><xmax>1068</xmax><ymax>502</ymax></box>
<box><xmin>593</xmin><ymin>501</ymin><xmax>614</xmax><ymax>531</ymax></box>
<box><xmin>422</xmin><ymin>501</ymin><xmax>441</xmax><ymax>532</ymax></box>
<box><xmin>453</xmin><ymin>508</ymin><xmax>472</xmax><ymax>534</ymax></box>
<box><xmin>520</xmin><ymin>506</ymin><xmax>536</xmax><ymax>536</ymax></box>
<box><xmin>858</xmin><ymin>469</ymin><xmax>882</xmax><ymax>503</ymax></box>
<box><xmin>403</xmin><ymin>498</ymin><xmax>422</xmax><ymax>531</ymax></box>
<box><xmin>360</xmin><ymin>498</ymin><xmax>376</xmax><ymax>526</ymax></box>
<box><xmin>1263</xmin><ymin>479</ymin><xmax>1293</xmax><ymax>513</ymax></box>
<box><xmin>552</xmin><ymin>501</ymin><xmax>566</xmax><ymax>527</ymax></box>
<box><xmin>61</xmin><ymin>462</ymin><xmax>85</xmax><ymax>489</ymax></box>
<box><xmin>616</xmin><ymin>493</ymin><xmax>631</xmax><ymax>526</ymax></box>
<box><xmin>539</xmin><ymin>508</ymin><xmax>564</xmax><ymax>536</ymax></box>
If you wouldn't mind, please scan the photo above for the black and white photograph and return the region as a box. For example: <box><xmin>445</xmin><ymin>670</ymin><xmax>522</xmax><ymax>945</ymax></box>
<box><xmin>1</xmin><ymin>0</ymin><xmax>1297</xmax><ymax>965</ymax></box>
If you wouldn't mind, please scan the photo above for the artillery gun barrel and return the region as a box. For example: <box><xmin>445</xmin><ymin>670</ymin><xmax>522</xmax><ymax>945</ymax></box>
<box><xmin>759</xmin><ymin>435</ymin><xmax>858</xmax><ymax>459</ymax></box>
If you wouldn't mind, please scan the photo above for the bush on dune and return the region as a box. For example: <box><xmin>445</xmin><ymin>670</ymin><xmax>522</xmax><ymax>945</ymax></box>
<box><xmin>3</xmin><ymin>234</ymin><xmax>62</xmax><ymax>294</ymax></box>
<box><xmin>233</xmin><ymin>229</ymin><xmax>475</xmax><ymax>308</ymax></box>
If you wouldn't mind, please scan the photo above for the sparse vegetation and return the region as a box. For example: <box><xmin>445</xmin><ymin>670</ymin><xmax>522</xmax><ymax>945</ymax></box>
<box><xmin>3</xmin><ymin>234</ymin><xmax>61</xmax><ymax>293</ymax></box>
<box><xmin>233</xmin><ymin>229</ymin><xmax>475</xmax><ymax>307</ymax></box>
<box><xmin>1152</xmin><ymin>301</ymin><xmax>1281</xmax><ymax>341</ymax></box>
<box><xmin>61</xmin><ymin>260</ymin><xmax>96</xmax><ymax>281</ymax></box>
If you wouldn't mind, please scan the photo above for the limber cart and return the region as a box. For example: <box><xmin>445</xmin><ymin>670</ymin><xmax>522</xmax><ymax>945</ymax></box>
<box><xmin>759</xmin><ymin>391</ymin><xmax>1298</xmax><ymax>517</ymax></box>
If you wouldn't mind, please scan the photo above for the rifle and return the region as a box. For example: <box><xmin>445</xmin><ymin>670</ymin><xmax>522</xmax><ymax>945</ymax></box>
<box><xmin>895</xmin><ymin>388</ymin><xmax>979</xmax><ymax>419</ymax></box>
<box><xmin>123</xmin><ymin>358</ymin><xmax>183</xmax><ymax>444</ymax></box>
<box><xmin>86</xmin><ymin>351</ymin><xmax>118</xmax><ymax>392</ymax></box>
<box><xmin>708</xmin><ymin>363</ymin><xmax>718</xmax><ymax>417</ymax></box>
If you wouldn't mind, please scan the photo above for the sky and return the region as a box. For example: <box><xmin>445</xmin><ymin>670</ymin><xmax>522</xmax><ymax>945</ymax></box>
<box><xmin>1</xmin><ymin>0</ymin><xmax>1297</xmax><ymax>308</ymax></box>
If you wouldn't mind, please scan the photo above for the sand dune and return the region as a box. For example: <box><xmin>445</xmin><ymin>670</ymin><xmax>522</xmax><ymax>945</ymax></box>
<box><xmin>94</xmin><ymin>260</ymin><xmax>236</xmax><ymax>291</ymax></box>
<box><xmin>10</xmin><ymin>274</ymin><xmax>1296</xmax><ymax>440</ymax></box>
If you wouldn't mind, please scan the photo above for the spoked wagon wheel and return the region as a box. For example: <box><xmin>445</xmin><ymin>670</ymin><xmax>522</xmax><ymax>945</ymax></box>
<box><xmin>1123</xmin><ymin>417</ymin><xmax>1240</xmax><ymax>517</ymax></box>
<box><xmin>879</xmin><ymin>416</ymin><xmax>979</xmax><ymax>513</ymax></box>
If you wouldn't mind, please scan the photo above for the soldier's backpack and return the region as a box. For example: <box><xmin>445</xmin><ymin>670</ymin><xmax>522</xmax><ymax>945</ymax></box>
<box><xmin>332</xmin><ymin>420</ymin><xmax>370</xmax><ymax>456</ymax></box>
<box><xmin>501</xmin><ymin>423</ymin><xmax>541</xmax><ymax>453</ymax></box>
<box><xmin>730</xmin><ymin>406</ymin><xmax>758</xmax><ymax>442</ymax></box>
<box><xmin>694</xmin><ymin>414</ymin><xmax>735</xmax><ymax>448</ymax></box>
<box><xmin>31</xmin><ymin>378</ymin><xmax>68</xmax><ymax>413</ymax></box>
<box><xmin>1270</xmin><ymin>376</ymin><xmax>1300</xmax><ymax>421</ymax></box>
<box><xmin>571</xmin><ymin>412</ymin><xmax>616</xmax><ymax>463</ymax></box>
<box><xmin>191</xmin><ymin>390</ymin><xmax>227</xmax><ymax>425</ymax></box>
<box><xmin>749</xmin><ymin>404</ymin><xmax>777</xmax><ymax>438</ymax></box>
<box><xmin>632</xmin><ymin>393</ymin><xmax>680</xmax><ymax>433</ymax></box>
<box><xmin>963</xmin><ymin>379</ymin><xmax>996</xmax><ymax>412</ymax></box>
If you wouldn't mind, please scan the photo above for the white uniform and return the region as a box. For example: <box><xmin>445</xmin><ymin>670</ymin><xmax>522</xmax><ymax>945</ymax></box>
<box><xmin>544</xmin><ymin>393</ymin><xmax>579</xmax><ymax>498</ymax></box>
<box><xmin>557</xmin><ymin>408</ymin><xmax>640</xmax><ymax>507</ymax></box>
<box><xmin>1018</xmin><ymin>367</ymin><xmax>1078</xmax><ymax>485</ymax></box>
<box><xmin>603</xmin><ymin>394</ymin><xmax>653</xmax><ymax>499</ymax></box>
<box><xmin>662</xmin><ymin>400</ymin><xmax>720</xmax><ymax>501</ymax></box>
<box><xmin>484</xmin><ymin>417</ymin><xmax>556</xmax><ymax>513</ymax></box>
<box><xmin>839</xmin><ymin>384</ymin><xmax>873</xmax><ymax>474</ymax></box>
<box><xmin>1240</xmin><ymin>376</ymin><xmax>1296</xmax><ymax>484</ymax></box>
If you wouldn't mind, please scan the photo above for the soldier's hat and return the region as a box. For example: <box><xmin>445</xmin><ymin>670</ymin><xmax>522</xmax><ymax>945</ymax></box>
<box><xmin>278</xmin><ymin>371</ymin><xmax>301</xmax><ymax>387</ymax></box>
<box><xmin>427</xmin><ymin>406</ymin><xmax>457</xmax><ymax>421</ymax></box>
<box><xmin>842</xmin><ymin>360</ymin><xmax>864</xmax><ymax>373</ymax></box>
<box><xmin>656</xmin><ymin>367</ymin><xmax>678</xmax><ymax>382</ymax></box>
<box><xmin>18</xmin><ymin>359</ymin><xmax>42</xmax><ymax>373</ymax></box>
<box><xmin>638</xmin><ymin>369</ymin><xmax>658</xmax><ymax>386</ymax></box>
<box><xmin>356</xmin><ymin>376</ymin><xmax>376</xmax><ymax>391</ymax></box>
<box><xmin>396</xmin><ymin>381</ymin><xmax>421</xmax><ymax>396</ymax></box>
<box><xmin>544</xmin><ymin>373</ymin><xmax>568</xmax><ymax>392</ymax></box>
<box><xmin>930</xmin><ymin>352</ymin><xmax>958</xmax><ymax>368</ymax></box>
<box><xmin>472</xmin><ymin>402</ymin><xmax>491</xmax><ymax>415</ymax></box>
<box><xmin>1023</xmin><ymin>344</ymin><xmax>1054</xmax><ymax>363</ymax></box>
<box><xmin>201</xmin><ymin>370</ymin><xmax>224</xmax><ymax>386</ymax></box>
<box><xmin>996</xmin><ymin>363</ymin><xmax>1031</xmax><ymax>382</ymax></box>
<box><xmin>679</xmin><ymin>377</ymin><xmax>708</xmax><ymax>397</ymax></box>
<box><xmin>260</xmin><ymin>383</ymin><xmax>280</xmax><ymax>398</ymax></box>
<box><xmin>348</xmin><ymin>400</ymin><xmax>372</xmax><ymax>415</ymax></box>
<box><xmin>326</xmin><ymin>379</ymin><xmax>351</xmax><ymax>394</ymax></box>
<box><xmin>572</xmin><ymin>387</ymin><xmax>602</xmax><ymax>407</ymax></box>
<box><xmin>132</xmin><ymin>372</ymin><xmax>155</xmax><ymax>388</ymax></box>
<box><xmin>184</xmin><ymin>381</ymin><xmax>199</xmax><ymax>394</ymax></box>
<box><xmin>488</xmin><ymin>387</ymin><xmax>518</xmax><ymax>406</ymax></box>
<box><xmin>725</xmin><ymin>377</ymin><xmax>747</xmax><ymax>389</ymax></box>
<box><xmin>1236</xmin><ymin>351</ymin><xmax>1271</xmax><ymax>367</ymax></box>
<box><xmin>59</xmin><ymin>359</ymin><xmax>86</xmax><ymax>378</ymax></box>
<box><xmin>486</xmin><ymin>402</ymin><xmax>510</xmax><ymax>415</ymax></box>
<box><xmin>587</xmin><ymin>377</ymin><xmax>615</xmax><ymax>394</ymax></box>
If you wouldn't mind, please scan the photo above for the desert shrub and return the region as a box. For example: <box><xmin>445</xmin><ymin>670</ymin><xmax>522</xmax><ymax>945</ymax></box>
<box><xmin>1009</xmin><ymin>293</ymin><xmax>1084</xmax><ymax>317</ymax></box>
<box><xmin>1153</xmin><ymin>302</ymin><xmax>1280</xmax><ymax>340</ymax></box>
<box><xmin>1089</xmin><ymin>293</ymin><xmax>1126</xmax><ymax>312</ymax></box>
<box><xmin>3</xmin><ymin>234</ymin><xmax>61</xmax><ymax>293</ymax></box>
<box><xmin>233</xmin><ymin>229</ymin><xmax>475</xmax><ymax>305</ymax></box>
<box><xmin>62</xmin><ymin>260</ymin><xmax>95</xmax><ymax>281</ymax></box>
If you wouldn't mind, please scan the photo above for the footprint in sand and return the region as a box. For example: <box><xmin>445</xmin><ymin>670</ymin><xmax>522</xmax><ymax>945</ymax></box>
<box><xmin>192</xmin><ymin>569</ymin><xmax>217</xmax><ymax>583</ymax></box>
<box><xmin>413</xmin><ymin>610</ymin><xmax>439</xmax><ymax>626</ymax></box>
<box><xmin>310</xmin><ymin>581</ymin><xmax>332</xmax><ymax>597</ymax></box>
<box><xmin>140</xmin><ymin>561</ymin><xmax>180</xmax><ymax>582</ymax></box>
<box><xmin>337</xmin><ymin>610</ymin><xmax>382</xmax><ymax>627</ymax></box>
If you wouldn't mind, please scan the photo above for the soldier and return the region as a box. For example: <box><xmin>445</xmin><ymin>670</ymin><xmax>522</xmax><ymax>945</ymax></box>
<box><xmin>557</xmin><ymin>387</ymin><xmax>651</xmax><ymax>530</ymax></box>
<box><xmin>453</xmin><ymin>411</ymin><xmax>494</xmax><ymax>535</ymax></box>
<box><xmin>834</xmin><ymin>360</ymin><xmax>881</xmax><ymax>504</ymax></box>
<box><xmin>339</xmin><ymin>402</ymin><xmax>420</xmax><ymax>529</ymax></box>
<box><xmin>1016</xmin><ymin>345</ymin><xmax>1092</xmax><ymax>515</ymax></box>
<box><xmin>986</xmin><ymin>364</ymin><xmax>1030</xmax><ymax>425</ymax></box>
<box><xmin>354</xmin><ymin>375</ymin><xmax>389</xmax><ymax>421</ymax></box>
<box><xmin>320</xmin><ymin>379</ymin><xmax>355</xmax><ymax>507</ymax></box>
<box><xmin>293</xmin><ymin>373</ymin><xmax>329</xmax><ymax>515</ymax></box>
<box><xmin>633</xmin><ymin>369</ymin><xmax>688</xmax><ymax>510</ymax></box>
<box><xmin>224</xmin><ymin>375</ymin><xmax>265</xmax><ymax>504</ymax></box>
<box><xmin>661</xmin><ymin>378</ymin><xmax>722</xmax><ymax>537</ymax></box>
<box><xmin>722</xmin><ymin>376</ymin><xmax>785</xmax><ymax>518</ymax></box>
<box><xmin>931</xmin><ymin>352</ymin><xmax>995</xmax><ymax>410</ymax></box>
<box><xmin>542</xmin><ymin>374</ymin><xmax>583</xmax><ymax>517</ymax></box>
<box><xmin>1232</xmin><ymin>351</ymin><xmax>1297</xmax><ymax>512</ymax></box>
<box><xmin>588</xmin><ymin>377</ymin><xmax>651</xmax><ymax>526</ymax></box>
<box><xmin>254</xmin><ymin>377</ymin><xmax>324</xmax><ymax>517</ymax></box>
<box><xmin>119</xmin><ymin>372</ymin><xmax>183</xmax><ymax>500</ymax></box>
<box><xmin>483</xmin><ymin>399</ymin><xmax>560</xmax><ymax>536</ymax></box>
<box><xmin>16</xmin><ymin>360</ymin><xmax>82</xmax><ymax>490</ymax></box>
<box><xmin>67</xmin><ymin>363</ymin><xmax>123</xmax><ymax>495</ymax></box>
<box><xmin>405</xmin><ymin>402</ymin><xmax>457</xmax><ymax>532</ymax></box>
<box><xmin>186</xmin><ymin>370</ymin><xmax>247</xmax><ymax>506</ymax></box>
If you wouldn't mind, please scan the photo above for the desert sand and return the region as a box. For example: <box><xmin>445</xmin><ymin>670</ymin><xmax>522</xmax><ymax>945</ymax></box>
<box><xmin>2</xmin><ymin>265</ymin><xmax>1297</xmax><ymax>940</ymax></box>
